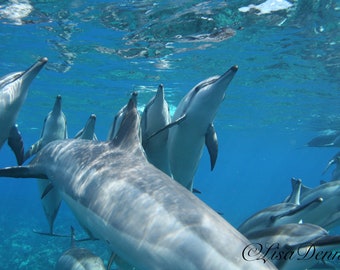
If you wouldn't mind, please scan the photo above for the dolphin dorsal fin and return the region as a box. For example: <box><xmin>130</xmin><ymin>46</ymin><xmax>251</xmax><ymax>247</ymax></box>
<box><xmin>112</xmin><ymin>96</ymin><xmax>141</xmax><ymax>149</ymax></box>
<box><xmin>287</xmin><ymin>177</ymin><xmax>302</xmax><ymax>204</ymax></box>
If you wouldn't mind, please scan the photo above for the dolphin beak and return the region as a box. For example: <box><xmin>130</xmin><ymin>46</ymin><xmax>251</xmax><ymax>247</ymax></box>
<box><xmin>211</xmin><ymin>65</ymin><xmax>238</xmax><ymax>98</ymax></box>
<box><xmin>52</xmin><ymin>95</ymin><xmax>62</xmax><ymax>114</ymax></box>
<box><xmin>20</xmin><ymin>57</ymin><xmax>48</xmax><ymax>86</ymax></box>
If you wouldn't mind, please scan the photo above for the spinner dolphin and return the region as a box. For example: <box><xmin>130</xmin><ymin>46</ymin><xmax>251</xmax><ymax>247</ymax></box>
<box><xmin>0</xmin><ymin>97</ymin><xmax>276</xmax><ymax>270</ymax></box>
<box><xmin>0</xmin><ymin>57</ymin><xmax>47</xmax><ymax>165</ymax></box>
<box><xmin>168</xmin><ymin>65</ymin><xmax>238</xmax><ymax>190</ymax></box>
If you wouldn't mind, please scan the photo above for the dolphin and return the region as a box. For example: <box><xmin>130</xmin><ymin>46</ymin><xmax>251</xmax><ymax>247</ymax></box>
<box><xmin>168</xmin><ymin>65</ymin><xmax>238</xmax><ymax>190</ymax></box>
<box><xmin>107</xmin><ymin>91</ymin><xmax>138</xmax><ymax>140</ymax></box>
<box><xmin>322</xmin><ymin>151</ymin><xmax>340</xmax><ymax>181</ymax></box>
<box><xmin>238</xmin><ymin>199</ymin><xmax>322</xmax><ymax>235</ymax></box>
<box><xmin>26</xmin><ymin>95</ymin><xmax>67</xmax><ymax>236</ymax></box>
<box><xmin>24</xmin><ymin>95</ymin><xmax>68</xmax><ymax>161</ymax></box>
<box><xmin>141</xmin><ymin>84</ymin><xmax>172</xmax><ymax>176</ymax></box>
<box><xmin>0</xmin><ymin>57</ymin><xmax>48</xmax><ymax>165</ymax></box>
<box><xmin>307</xmin><ymin>130</ymin><xmax>340</xmax><ymax>147</ymax></box>
<box><xmin>74</xmin><ymin>114</ymin><xmax>97</xmax><ymax>141</ymax></box>
<box><xmin>292</xmin><ymin>179</ymin><xmax>340</xmax><ymax>230</ymax></box>
<box><xmin>0</xmin><ymin>97</ymin><xmax>277</xmax><ymax>270</ymax></box>
<box><xmin>244</xmin><ymin>223</ymin><xmax>340</xmax><ymax>270</ymax></box>
<box><xmin>55</xmin><ymin>226</ymin><xmax>105</xmax><ymax>270</ymax></box>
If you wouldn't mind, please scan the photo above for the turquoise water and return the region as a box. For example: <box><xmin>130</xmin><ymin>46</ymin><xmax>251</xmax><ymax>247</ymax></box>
<box><xmin>0</xmin><ymin>0</ymin><xmax>339</xmax><ymax>269</ymax></box>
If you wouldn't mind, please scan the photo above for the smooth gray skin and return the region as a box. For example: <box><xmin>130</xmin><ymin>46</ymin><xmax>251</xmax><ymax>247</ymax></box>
<box><xmin>107</xmin><ymin>92</ymin><xmax>138</xmax><ymax>140</ymax></box>
<box><xmin>0</xmin><ymin>57</ymin><xmax>48</xmax><ymax>164</ymax></box>
<box><xmin>238</xmin><ymin>199</ymin><xmax>322</xmax><ymax>236</ymax></box>
<box><xmin>26</xmin><ymin>95</ymin><xmax>67</xmax><ymax>235</ymax></box>
<box><xmin>55</xmin><ymin>227</ymin><xmax>105</xmax><ymax>270</ymax></box>
<box><xmin>24</xmin><ymin>95</ymin><xmax>68</xmax><ymax>161</ymax></box>
<box><xmin>307</xmin><ymin>130</ymin><xmax>340</xmax><ymax>147</ymax></box>
<box><xmin>0</xmin><ymin>98</ymin><xmax>277</xmax><ymax>270</ymax></box>
<box><xmin>74</xmin><ymin>114</ymin><xmax>97</xmax><ymax>141</ymax></box>
<box><xmin>244</xmin><ymin>223</ymin><xmax>340</xmax><ymax>270</ymax></box>
<box><xmin>293</xmin><ymin>179</ymin><xmax>340</xmax><ymax>230</ymax></box>
<box><xmin>141</xmin><ymin>84</ymin><xmax>172</xmax><ymax>176</ymax></box>
<box><xmin>168</xmin><ymin>66</ymin><xmax>238</xmax><ymax>191</ymax></box>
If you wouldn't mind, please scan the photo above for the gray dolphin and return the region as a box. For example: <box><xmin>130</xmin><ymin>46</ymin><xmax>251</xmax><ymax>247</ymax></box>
<box><xmin>55</xmin><ymin>226</ymin><xmax>105</xmax><ymax>270</ymax></box>
<box><xmin>26</xmin><ymin>95</ymin><xmax>67</xmax><ymax>236</ymax></box>
<box><xmin>244</xmin><ymin>223</ymin><xmax>340</xmax><ymax>270</ymax></box>
<box><xmin>238</xmin><ymin>199</ymin><xmax>322</xmax><ymax>235</ymax></box>
<box><xmin>308</xmin><ymin>130</ymin><xmax>340</xmax><ymax>147</ymax></box>
<box><xmin>168</xmin><ymin>66</ymin><xmax>238</xmax><ymax>190</ymax></box>
<box><xmin>0</xmin><ymin>57</ymin><xmax>48</xmax><ymax>165</ymax></box>
<box><xmin>74</xmin><ymin>114</ymin><xmax>97</xmax><ymax>141</ymax></box>
<box><xmin>323</xmin><ymin>151</ymin><xmax>340</xmax><ymax>181</ymax></box>
<box><xmin>293</xmin><ymin>179</ymin><xmax>340</xmax><ymax>230</ymax></box>
<box><xmin>0</xmin><ymin>97</ymin><xmax>277</xmax><ymax>270</ymax></box>
<box><xmin>141</xmin><ymin>84</ymin><xmax>172</xmax><ymax>176</ymax></box>
<box><xmin>107</xmin><ymin>91</ymin><xmax>138</xmax><ymax>140</ymax></box>
<box><xmin>24</xmin><ymin>95</ymin><xmax>68</xmax><ymax>161</ymax></box>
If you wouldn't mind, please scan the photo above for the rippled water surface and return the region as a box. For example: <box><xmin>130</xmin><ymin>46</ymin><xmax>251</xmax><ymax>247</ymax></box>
<box><xmin>0</xmin><ymin>0</ymin><xmax>339</xmax><ymax>269</ymax></box>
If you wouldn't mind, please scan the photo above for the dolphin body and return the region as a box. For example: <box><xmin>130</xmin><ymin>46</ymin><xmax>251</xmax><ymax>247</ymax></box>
<box><xmin>244</xmin><ymin>223</ymin><xmax>340</xmax><ymax>270</ymax></box>
<box><xmin>307</xmin><ymin>130</ymin><xmax>340</xmax><ymax>147</ymax></box>
<box><xmin>291</xmin><ymin>179</ymin><xmax>340</xmax><ymax>230</ymax></box>
<box><xmin>74</xmin><ymin>114</ymin><xmax>97</xmax><ymax>141</ymax></box>
<box><xmin>168</xmin><ymin>66</ymin><xmax>238</xmax><ymax>190</ymax></box>
<box><xmin>141</xmin><ymin>84</ymin><xmax>172</xmax><ymax>176</ymax></box>
<box><xmin>322</xmin><ymin>151</ymin><xmax>340</xmax><ymax>181</ymax></box>
<box><xmin>26</xmin><ymin>95</ymin><xmax>67</xmax><ymax>235</ymax></box>
<box><xmin>0</xmin><ymin>98</ymin><xmax>277</xmax><ymax>270</ymax></box>
<box><xmin>55</xmin><ymin>226</ymin><xmax>105</xmax><ymax>270</ymax></box>
<box><xmin>107</xmin><ymin>91</ymin><xmax>138</xmax><ymax>140</ymax></box>
<box><xmin>0</xmin><ymin>57</ymin><xmax>47</xmax><ymax>165</ymax></box>
<box><xmin>238</xmin><ymin>199</ymin><xmax>322</xmax><ymax>235</ymax></box>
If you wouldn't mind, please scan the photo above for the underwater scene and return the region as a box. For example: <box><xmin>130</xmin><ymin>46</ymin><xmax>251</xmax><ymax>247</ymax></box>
<box><xmin>0</xmin><ymin>0</ymin><xmax>339</xmax><ymax>269</ymax></box>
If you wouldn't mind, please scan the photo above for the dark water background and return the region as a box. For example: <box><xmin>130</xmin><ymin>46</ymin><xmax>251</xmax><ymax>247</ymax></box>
<box><xmin>0</xmin><ymin>0</ymin><xmax>339</xmax><ymax>269</ymax></box>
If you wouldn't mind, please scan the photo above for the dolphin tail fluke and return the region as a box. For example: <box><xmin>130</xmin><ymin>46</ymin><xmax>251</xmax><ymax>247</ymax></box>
<box><xmin>7</xmin><ymin>125</ymin><xmax>24</xmax><ymax>165</ymax></box>
<box><xmin>205</xmin><ymin>123</ymin><xmax>218</xmax><ymax>171</ymax></box>
<box><xmin>0</xmin><ymin>166</ymin><xmax>48</xmax><ymax>179</ymax></box>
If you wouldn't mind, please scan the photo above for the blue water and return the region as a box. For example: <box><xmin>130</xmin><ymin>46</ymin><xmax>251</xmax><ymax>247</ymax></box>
<box><xmin>0</xmin><ymin>0</ymin><xmax>339</xmax><ymax>269</ymax></box>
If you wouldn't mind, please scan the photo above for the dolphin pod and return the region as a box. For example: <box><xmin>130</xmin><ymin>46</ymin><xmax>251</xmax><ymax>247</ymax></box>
<box><xmin>0</xmin><ymin>57</ymin><xmax>48</xmax><ymax>165</ymax></box>
<box><xmin>0</xmin><ymin>96</ymin><xmax>277</xmax><ymax>270</ymax></box>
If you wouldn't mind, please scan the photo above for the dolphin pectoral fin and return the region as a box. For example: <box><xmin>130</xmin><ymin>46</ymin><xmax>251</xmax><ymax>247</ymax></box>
<box><xmin>193</xmin><ymin>188</ymin><xmax>201</xmax><ymax>194</ymax></box>
<box><xmin>41</xmin><ymin>183</ymin><xmax>54</xmax><ymax>199</ymax></box>
<box><xmin>7</xmin><ymin>124</ymin><xmax>24</xmax><ymax>165</ymax></box>
<box><xmin>147</xmin><ymin>114</ymin><xmax>187</xmax><ymax>141</ymax></box>
<box><xmin>0</xmin><ymin>166</ymin><xmax>48</xmax><ymax>179</ymax></box>
<box><xmin>205</xmin><ymin>123</ymin><xmax>218</xmax><ymax>171</ymax></box>
<box><xmin>32</xmin><ymin>229</ymin><xmax>69</xmax><ymax>238</ymax></box>
<box><xmin>322</xmin><ymin>159</ymin><xmax>336</xmax><ymax>175</ymax></box>
<box><xmin>107</xmin><ymin>252</ymin><xmax>116</xmax><ymax>270</ymax></box>
<box><xmin>273</xmin><ymin>198</ymin><xmax>323</xmax><ymax>221</ymax></box>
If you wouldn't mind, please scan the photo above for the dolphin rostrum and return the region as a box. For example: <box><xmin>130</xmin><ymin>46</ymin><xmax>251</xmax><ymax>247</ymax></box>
<box><xmin>0</xmin><ymin>97</ymin><xmax>276</xmax><ymax>270</ymax></box>
<box><xmin>168</xmin><ymin>65</ymin><xmax>238</xmax><ymax>190</ymax></box>
<box><xmin>0</xmin><ymin>57</ymin><xmax>48</xmax><ymax>165</ymax></box>
<box><xmin>26</xmin><ymin>95</ymin><xmax>67</xmax><ymax>236</ymax></box>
